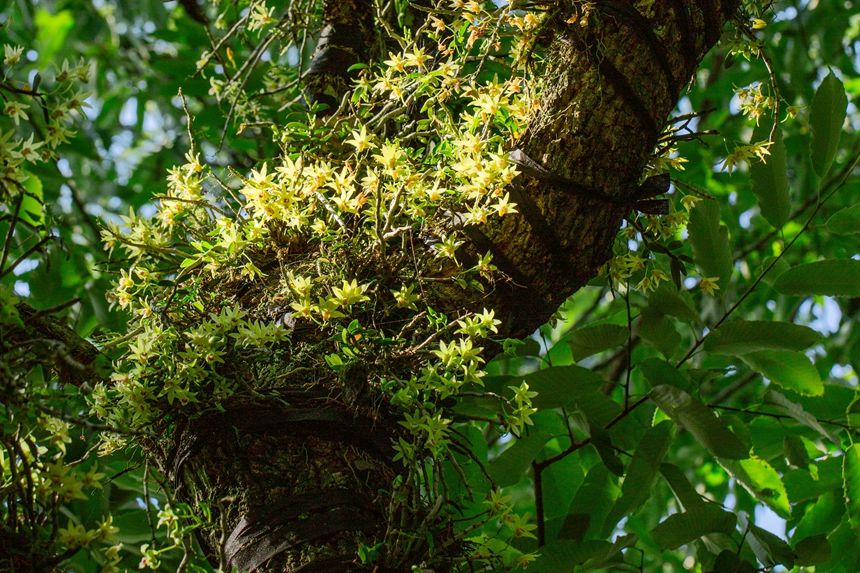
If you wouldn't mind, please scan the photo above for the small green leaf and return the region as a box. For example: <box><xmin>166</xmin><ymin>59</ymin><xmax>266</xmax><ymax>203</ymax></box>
<box><xmin>703</xmin><ymin>320</ymin><xmax>822</xmax><ymax>355</ymax></box>
<box><xmin>750</xmin><ymin>123</ymin><xmax>790</xmax><ymax>228</ymax></box>
<box><xmin>650</xmin><ymin>385</ymin><xmax>749</xmax><ymax>459</ymax></box>
<box><xmin>35</xmin><ymin>9</ymin><xmax>75</xmax><ymax>66</ymax></box>
<box><xmin>742</xmin><ymin>350</ymin><xmax>823</xmax><ymax>396</ymax></box>
<box><xmin>843</xmin><ymin>444</ymin><xmax>860</xmax><ymax>528</ymax></box>
<box><xmin>20</xmin><ymin>173</ymin><xmax>45</xmax><ymax>227</ymax></box>
<box><xmin>650</xmin><ymin>504</ymin><xmax>737</xmax><ymax>549</ymax></box>
<box><xmin>810</xmin><ymin>72</ymin><xmax>848</xmax><ymax>177</ymax></box>
<box><xmin>773</xmin><ymin>260</ymin><xmax>860</xmax><ymax>297</ymax></box>
<box><xmin>566</xmin><ymin>323</ymin><xmax>628</xmax><ymax>361</ymax></box>
<box><xmin>721</xmin><ymin>456</ymin><xmax>791</xmax><ymax>518</ymax></box>
<box><xmin>826</xmin><ymin>203</ymin><xmax>860</xmax><ymax>234</ymax></box>
<box><xmin>687</xmin><ymin>200</ymin><xmax>733</xmax><ymax>288</ymax></box>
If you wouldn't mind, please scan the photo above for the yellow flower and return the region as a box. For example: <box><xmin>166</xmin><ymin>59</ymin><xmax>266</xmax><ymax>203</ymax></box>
<box><xmin>698</xmin><ymin>276</ymin><xmax>721</xmax><ymax>296</ymax></box>
<box><xmin>345</xmin><ymin>125</ymin><xmax>375</xmax><ymax>152</ymax></box>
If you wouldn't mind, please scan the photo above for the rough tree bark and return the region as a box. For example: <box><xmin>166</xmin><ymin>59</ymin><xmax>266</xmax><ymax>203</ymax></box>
<box><xmin>34</xmin><ymin>1</ymin><xmax>741</xmax><ymax>571</ymax></box>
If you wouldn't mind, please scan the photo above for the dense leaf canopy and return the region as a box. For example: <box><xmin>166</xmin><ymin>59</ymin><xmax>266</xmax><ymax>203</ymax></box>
<box><xmin>1</xmin><ymin>1</ymin><xmax>859</xmax><ymax>572</ymax></box>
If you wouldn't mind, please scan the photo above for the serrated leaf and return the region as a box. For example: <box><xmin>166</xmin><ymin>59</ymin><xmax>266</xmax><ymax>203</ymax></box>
<box><xmin>810</xmin><ymin>72</ymin><xmax>848</xmax><ymax>177</ymax></box>
<box><xmin>518</xmin><ymin>366</ymin><xmax>621</xmax><ymax>425</ymax></box>
<box><xmin>651</xmin><ymin>504</ymin><xmax>737</xmax><ymax>549</ymax></box>
<box><xmin>721</xmin><ymin>456</ymin><xmax>791</xmax><ymax>518</ymax></box>
<box><xmin>566</xmin><ymin>323</ymin><xmax>628</xmax><ymax>360</ymax></box>
<box><xmin>703</xmin><ymin>321</ymin><xmax>822</xmax><ymax>355</ymax></box>
<box><xmin>773</xmin><ymin>260</ymin><xmax>860</xmax><ymax>297</ymax></box>
<box><xmin>742</xmin><ymin>350</ymin><xmax>823</xmax><ymax>396</ymax></box>
<box><xmin>843</xmin><ymin>444</ymin><xmax>860</xmax><ymax>528</ymax></box>
<box><xmin>602</xmin><ymin>421</ymin><xmax>673</xmax><ymax>535</ymax></box>
<box><xmin>826</xmin><ymin>203</ymin><xmax>860</xmax><ymax>234</ymax></box>
<box><xmin>687</xmin><ymin>199</ymin><xmax>733</xmax><ymax>288</ymax></box>
<box><xmin>650</xmin><ymin>385</ymin><xmax>749</xmax><ymax>459</ymax></box>
<box><xmin>750</xmin><ymin>123</ymin><xmax>790</xmax><ymax>228</ymax></box>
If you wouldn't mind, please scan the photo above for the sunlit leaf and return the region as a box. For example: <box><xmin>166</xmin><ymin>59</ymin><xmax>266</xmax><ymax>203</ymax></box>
<box><xmin>721</xmin><ymin>456</ymin><xmax>791</xmax><ymax>518</ymax></box>
<box><xmin>843</xmin><ymin>444</ymin><xmax>860</xmax><ymax>528</ymax></box>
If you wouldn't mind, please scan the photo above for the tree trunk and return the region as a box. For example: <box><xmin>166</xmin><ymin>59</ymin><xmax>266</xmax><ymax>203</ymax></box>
<box><xmin>154</xmin><ymin>2</ymin><xmax>741</xmax><ymax>571</ymax></box>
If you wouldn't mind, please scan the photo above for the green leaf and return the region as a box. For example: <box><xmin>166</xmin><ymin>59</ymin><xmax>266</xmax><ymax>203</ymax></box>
<box><xmin>810</xmin><ymin>72</ymin><xmax>848</xmax><ymax>177</ymax></box>
<box><xmin>843</xmin><ymin>444</ymin><xmax>860</xmax><ymax>528</ymax></box>
<box><xmin>739</xmin><ymin>513</ymin><xmax>795</xmax><ymax>568</ymax></box>
<box><xmin>566</xmin><ymin>323</ymin><xmax>628</xmax><ymax>361</ymax></box>
<box><xmin>703</xmin><ymin>321</ymin><xmax>822</xmax><ymax>355</ymax></box>
<box><xmin>765</xmin><ymin>390</ymin><xmax>838</xmax><ymax>442</ymax></box>
<box><xmin>521</xmin><ymin>366</ymin><xmax>621</xmax><ymax>425</ymax></box>
<box><xmin>650</xmin><ymin>385</ymin><xmax>749</xmax><ymax>459</ymax></box>
<box><xmin>20</xmin><ymin>173</ymin><xmax>45</xmax><ymax>227</ymax></box>
<box><xmin>793</xmin><ymin>490</ymin><xmax>843</xmax><ymax>542</ymax></box>
<box><xmin>530</xmin><ymin>540</ymin><xmax>613</xmax><ymax>572</ymax></box>
<box><xmin>750</xmin><ymin>123</ymin><xmax>790</xmax><ymax>228</ymax></box>
<box><xmin>721</xmin><ymin>456</ymin><xmax>791</xmax><ymax>518</ymax></box>
<box><xmin>639</xmin><ymin>307</ymin><xmax>681</xmax><ymax>358</ymax></box>
<box><xmin>35</xmin><ymin>9</ymin><xmax>75</xmax><ymax>66</ymax></box>
<box><xmin>650</xmin><ymin>504</ymin><xmax>737</xmax><ymax>550</ymax></box>
<box><xmin>826</xmin><ymin>203</ymin><xmax>860</xmax><ymax>234</ymax></box>
<box><xmin>563</xmin><ymin>464</ymin><xmax>620</xmax><ymax>541</ymax></box>
<box><xmin>602</xmin><ymin>421</ymin><xmax>673</xmax><ymax>535</ymax></box>
<box><xmin>784</xmin><ymin>435</ymin><xmax>810</xmax><ymax>468</ymax></box>
<box><xmin>639</xmin><ymin>358</ymin><xmax>692</xmax><ymax>393</ymax></box>
<box><xmin>648</xmin><ymin>282</ymin><xmax>699</xmax><ymax>322</ymax></box>
<box><xmin>687</xmin><ymin>199</ymin><xmax>733</xmax><ymax>288</ymax></box>
<box><xmin>773</xmin><ymin>260</ymin><xmax>860</xmax><ymax>297</ymax></box>
<box><xmin>794</xmin><ymin>534</ymin><xmax>832</xmax><ymax>566</ymax></box>
<box><xmin>660</xmin><ymin>463</ymin><xmax>703</xmax><ymax>509</ymax></box>
<box><xmin>590</xmin><ymin>426</ymin><xmax>624</xmax><ymax>477</ymax></box>
<box><xmin>742</xmin><ymin>350</ymin><xmax>823</xmax><ymax>396</ymax></box>
<box><xmin>487</xmin><ymin>430</ymin><xmax>551</xmax><ymax>487</ymax></box>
